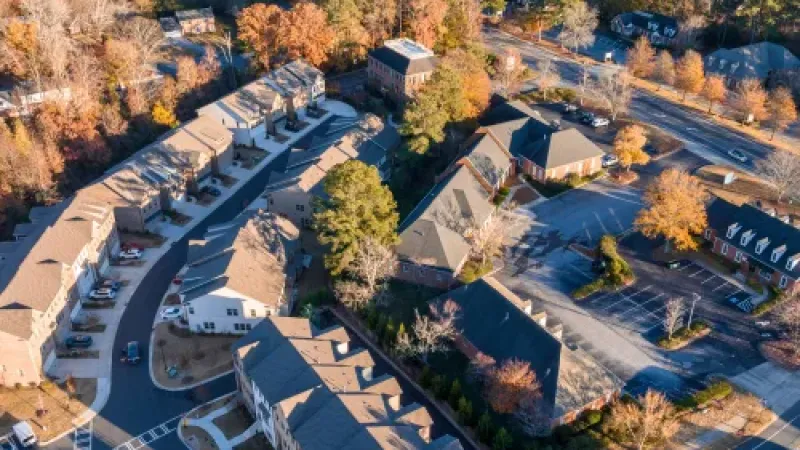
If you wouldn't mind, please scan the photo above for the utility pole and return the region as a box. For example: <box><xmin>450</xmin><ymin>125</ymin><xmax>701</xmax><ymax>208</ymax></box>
<box><xmin>688</xmin><ymin>293</ymin><xmax>700</xmax><ymax>328</ymax></box>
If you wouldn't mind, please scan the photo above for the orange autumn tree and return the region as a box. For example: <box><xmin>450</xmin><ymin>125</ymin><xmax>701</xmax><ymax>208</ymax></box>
<box><xmin>279</xmin><ymin>2</ymin><xmax>336</xmax><ymax>67</ymax></box>
<box><xmin>237</xmin><ymin>3</ymin><xmax>283</xmax><ymax>69</ymax></box>
<box><xmin>484</xmin><ymin>358</ymin><xmax>541</xmax><ymax>414</ymax></box>
<box><xmin>408</xmin><ymin>0</ymin><xmax>449</xmax><ymax>49</ymax></box>
<box><xmin>635</xmin><ymin>169</ymin><xmax>708</xmax><ymax>252</ymax></box>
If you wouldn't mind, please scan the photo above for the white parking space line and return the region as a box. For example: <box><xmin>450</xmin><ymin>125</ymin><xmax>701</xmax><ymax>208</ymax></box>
<box><xmin>600</xmin><ymin>286</ymin><xmax>652</xmax><ymax>311</ymax></box>
<box><xmin>701</xmin><ymin>274</ymin><xmax>718</xmax><ymax>284</ymax></box>
<box><xmin>678</xmin><ymin>263</ymin><xmax>695</xmax><ymax>272</ymax></box>
<box><xmin>567</xmin><ymin>263</ymin><xmax>593</xmax><ymax>280</ymax></box>
<box><xmin>586</xmin><ymin>291</ymin><xmax>615</xmax><ymax>304</ymax></box>
<box><xmin>713</xmin><ymin>282</ymin><xmax>732</xmax><ymax>292</ymax></box>
<box><xmin>689</xmin><ymin>268</ymin><xmax>707</xmax><ymax>278</ymax></box>
<box><xmin>636</xmin><ymin>293</ymin><xmax>665</xmax><ymax>308</ymax></box>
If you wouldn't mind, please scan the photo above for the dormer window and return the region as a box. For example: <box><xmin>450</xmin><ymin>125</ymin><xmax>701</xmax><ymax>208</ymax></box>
<box><xmin>755</xmin><ymin>237</ymin><xmax>770</xmax><ymax>255</ymax></box>
<box><xmin>727</xmin><ymin>223</ymin><xmax>741</xmax><ymax>239</ymax></box>
<box><xmin>787</xmin><ymin>254</ymin><xmax>800</xmax><ymax>271</ymax></box>
<box><xmin>772</xmin><ymin>245</ymin><xmax>787</xmax><ymax>263</ymax></box>
<box><xmin>740</xmin><ymin>229</ymin><xmax>755</xmax><ymax>246</ymax></box>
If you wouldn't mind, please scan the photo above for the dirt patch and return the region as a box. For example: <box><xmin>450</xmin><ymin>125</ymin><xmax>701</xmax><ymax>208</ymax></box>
<box><xmin>610</xmin><ymin>170</ymin><xmax>639</xmax><ymax>185</ymax></box>
<box><xmin>234</xmin><ymin>432</ymin><xmax>273</xmax><ymax>450</ymax></box>
<box><xmin>197</xmin><ymin>193</ymin><xmax>217</xmax><ymax>206</ymax></box>
<box><xmin>212</xmin><ymin>405</ymin><xmax>253</xmax><ymax>440</ymax></box>
<box><xmin>183</xmin><ymin>425</ymin><xmax>219</xmax><ymax>450</ymax></box>
<box><xmin>215</xmin><ymin>174</ymin><xmax>238</xmax><ymax>188</ymax></box>
<box><xmin>0</xmin><ymin>378</ymin><xmax>96</xmax><ymax>442</ymax></box>
<box><xmin>151</xmin><ymin>322</ymin><xmax>238</xmax><ymax>389</ymax></box>
<box><xmin>760</xmin><ymin>340</ymin><xmax>800</xmax><ymax>370</ymax></box>
<box><xmin>121</xmin><ymin>231</ymin><xmax>166</xmax><ymax>249</ymax></box>
<box><xmin>165</xmin><ymin>210</ymin><xmax>193</xmax><ymax>226</ymax></box>
<box><xmin>672</xmin><ymin>391</ymin><xmax>775</xmax><ymax>447</ymax></box>
<box><xmin>510</xmin><ymin>185</ymin><xmax>539</xmax><ymax>205</ymax></box>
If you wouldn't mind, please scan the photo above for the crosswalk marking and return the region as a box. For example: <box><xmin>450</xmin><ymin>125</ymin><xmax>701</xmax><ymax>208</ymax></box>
<box><xmin>74</xmin><ymin>420</ymin><xmax>93</xmax><ymax>450</ymax></box>
<box><xmin>0</xmin><ymin>433</ymin><xmax>18</xmax><ymax>450</ymax></box>
<box><xmin>113</xmin><ymin>413</ymin><xmax>184</xmax><ymax>450</ymax></box>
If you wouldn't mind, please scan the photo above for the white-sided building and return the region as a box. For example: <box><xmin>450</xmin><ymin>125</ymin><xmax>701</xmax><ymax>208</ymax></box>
<box><xmin>197</xmin><ymin>60</ymin><xmax>326</xmax><ymax>150</ymax></box>
<box><xmin>178</xmin><ymin>210</ymin><xmax>303</xmax><ymax>334</ymax></box>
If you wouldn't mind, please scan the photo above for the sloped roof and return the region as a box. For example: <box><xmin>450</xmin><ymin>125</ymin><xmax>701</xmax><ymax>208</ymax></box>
<box><xmin>181</xmin><ymin>210</ymin><xmax>300</xmax><ymax>307</ymax></box>
<box><xmin>231</xmin><ymin>317</ymin><xmax>463</xmax><ymax>449</ymax></box>
<box><xmin>175</xmin><ymin>7</ymin><xmax>214</xmax><ymax>20</ymax></box>
<box><xmin>397</xmin><ymin>166</ymin><xmax>492</xmax><ymax>271</ymax></box>
<box><xmin>707</xmin><ymin>197</ymin><xmax>800</xmax><ymax>277</ymax></box>
<box><xmin>465</xmin><ymin>134</ymin><xmax>511</xmax><ymax>187</ymax></box>
<box><xmin>431</xmin><ymin>277</ymin><xmax>622</xmax><ymax>418</ymax></box>
<box><xmin>520</xmin><ymin>128</ymin><xmax>605</xmax><ymax>169</ymax></box>
<box><xmin>706</xmin><ymin>42</ymin><xmax>800</xmax><ymax>80</ymax></box>
<box><xmin>614</xmin><ymin>11</ymin><xmax>678</xmax><ymax>37</ymax></box>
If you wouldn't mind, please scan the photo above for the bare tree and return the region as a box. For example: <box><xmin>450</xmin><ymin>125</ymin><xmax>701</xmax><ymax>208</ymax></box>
<box><xmin>217</xmin><ymin>31</ymin><xmax>237</xmax><ymax>89</ymax></box>
<box><xmin>485</xmin><ymin>358</ymin><xmax>541</xmax><ymax>414</ymax></box>
<box><xmin>777</xmin><ymin>299</ymin><xmax>800</xmax><ymax>356</ymax></box>
<box><xmin>608</xmin><ymin>390</ymin><xmax>676</xmax><ymax>450</ymax></box>
<box><xmin>116</xmin><ymin>16</ymin><xmax>163</xmax><ymax>83</ymax></box>
<box><xmin>756</xmin><ymin>151</ymin><xmax>800</xmax><ymax>202</ymax></box>
<box><xmin>493</xmin><ymin>47</ymin><xmax>525</xmax><ymax>96</ymax></box>
<box><xmin>514</xmin><ymin>396</ymin><xmax>551</xmax><ymax>437</ymax></box>
<box><xmin>591</xmin><ymin>69</ymin><xmax>633</xmax><ymax>121</ymax></box>
<box><xmin>465</xmin><ymin>210</ymin><xmax>520</xmax><ymax>266</ymax></box>
<box><xmin>558</xmin><ymin>1</ymin><xmax>598</xmax><ymax>54</ymax></box>
<box><xmin>536</xmin><ymin>58</ymin><xmax>560</xmax><ymax>101</ymax></box>
<box><xmin>663</xmin><ymin>297</ymin><xmax>685</xmax><ymax>340</ymax></box>
<box><xmin>350</xmin><ymin>237</ymin><xmax>397</xmax><ymax>295</ymax></box>
<box><xmin>334</xmin><ymin>279</ymin><xmax>373</xmax><ymax>310</ymax></box>
<box><xmin>730</xmin><ymin>78</ymin><xmax>768</xmax><ymax>124</ymax></box>
<box><xmin>410</xmin><ymin>300</ymin><xmax>460</xmax><ymax>362</ymax></box>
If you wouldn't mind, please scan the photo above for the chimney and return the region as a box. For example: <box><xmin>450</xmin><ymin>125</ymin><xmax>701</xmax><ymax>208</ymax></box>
<box><xmin>336</xmin><ymin>341</ymin><xmax>349</xmax><ymax>355</ymax></box>
<box><xmin>548</xmin><ymin>323</ymin><xmax>563</xmax><ymax>341</ymax></box>
<box><xmin>361</xmin><ymin>366</ymin><xmax>373</xmax><ymax>382</ymax></box>
<box><xmin>388</xmin><ymin>394</ymin><xmax>402</xmax><ymax>411</ymax></box>
<box><xmin>530</xmin><ymin>310</ymin><xmax>547</xmax><ymax>328</ymax></box>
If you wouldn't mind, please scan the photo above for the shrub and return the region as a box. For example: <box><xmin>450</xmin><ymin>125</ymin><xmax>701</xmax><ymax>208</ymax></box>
<box><xmin>493</xmin><ymin>427</ymin><xmax>513</xmax><ymax>450</ymax></box>
<box><xmin>459</xmin><ymin>260</ymin><xmax>493</xmax><ymax>283</ymax></box>
<box><xmin>746</xmin><ymin>277</ymin><xmax>765</xmax><ymax>294</ymax></box>
<box><xmin>457</xmin><ymin>396</ymin><xmax>473</xmax><ymax>424</ymax></box>
<box><xmin>573</xmin><ymin>278</ymin><xmax>606</xmax><ymax>299</ymax></box>
<box><xmin>449</xmin><ymin>379</ymin><xmax>462</xmax><ymax>408</ymax></box>
<box><xmin>565</xmin><ymin>172</ymin><xmax>583</xmax><ymax>188</ymax></box>
<box><xmin>676</xmin><ymin>380</ymin><xmax>733</xmax><ymax>410</ymax></box>
<box><xmin>366</xmin><ymin>307</ymin><xmax>379</xmax><ymax>330</ymax></box>
<box><xmin>383</xmin><ymin>319</ymin><xmax>396</xmax><ymax>347</ymax></box>
<box><xmin>553</xmin><ymin>87</ymin><xmax>577</xmax><ymax>103</ymax></box>
<box><xmin>419</xmin><ymin>366</ymin><xmax>433</xmax><ymax>388</ymax></box>
<box><xmin>574</xmin><ymin>409</ymin><xmax>604</xmax><ymax>431</ymax></box>
<box><xmin>432</xmin><ymin>375</ymin><xmax>450</xmax><ymax>400</ymax></box>
<box><xmin>478</xmin><ymin>410</ymin><xmax>494</xmax><ymax>443</ymax></box>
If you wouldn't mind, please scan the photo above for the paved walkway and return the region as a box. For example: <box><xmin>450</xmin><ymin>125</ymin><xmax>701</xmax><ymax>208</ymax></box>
<box><xmin>181</xmin><ymin>395</ymin><xmax>259</xmax><ymax>450</ymax></box>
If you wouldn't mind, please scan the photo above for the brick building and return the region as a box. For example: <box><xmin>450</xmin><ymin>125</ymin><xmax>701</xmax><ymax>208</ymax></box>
<box><xmin>367</xmin><ymin>38</ymin><xmax>438</xmax><ymax>102</ymax></box>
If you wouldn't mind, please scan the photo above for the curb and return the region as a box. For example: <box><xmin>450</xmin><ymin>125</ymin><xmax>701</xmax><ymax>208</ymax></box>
<box><xmin>176</xmin><ymin>392</ymin><xmax>238</xmax><ymax>450</ymax></box>
<box><xmin>40</xmin><ymin>377</ymin><xmax>111</xmax><ymax>446</ymax></box>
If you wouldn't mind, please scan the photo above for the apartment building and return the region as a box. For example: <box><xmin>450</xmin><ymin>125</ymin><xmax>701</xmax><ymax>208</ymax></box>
<box><xmin>0</xmin><ymin>192</ymin><xmax>120</xmax><ymax>386</ymax></box>
<box><xmin>705</xmin><ymin>198</ymin><xmax>800</xmax><ymax>294</ymax></box>
<box><xmin>263</xmin><ymin>114</ymin><xmax>398</xmax><ymax>228</ymax></box>
<box><xmin>368</xmin><ymin>38</ymin><xmax>438</xmax><ymax>102</ymax></box>
<box><xmin>198</xmin><ymin>60</ymin><xmax>325</xmax><ymax>149</ymax></box>
<box><xmin>179</xmin><ymin>210</ymin><xmax>303</xmax><ymax>333</ymax></box>
<box><xmin>231</xmin><ymin>316</ymin><xmax>464</xmax><ymax>449</ymax></box>
<box><xmin>175</xmin><ymin>7</ymin><xmax>215</xmax><ymax>34</ymax></box>
<box><xmin>610</xmin><ymin>11</ymin><xmax>679</xmax><ymax>46</ymax></box>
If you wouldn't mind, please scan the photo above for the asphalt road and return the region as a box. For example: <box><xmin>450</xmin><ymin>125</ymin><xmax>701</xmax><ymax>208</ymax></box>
<box><xmin>482</xmin><ymin>27</ymin><xmax>775</xmax><ymax>170</ymax></box>
<box><xmin>45</xmin><ymin>151</ymin><xmax>293</xmax><ymax>450</ymax></box>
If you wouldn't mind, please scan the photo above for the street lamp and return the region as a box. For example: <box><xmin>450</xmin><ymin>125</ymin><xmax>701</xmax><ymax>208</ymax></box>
<box><xmin>688</xmin><ymin>293</ymin><xmax>700</xmax><ymax>328</ymax></box>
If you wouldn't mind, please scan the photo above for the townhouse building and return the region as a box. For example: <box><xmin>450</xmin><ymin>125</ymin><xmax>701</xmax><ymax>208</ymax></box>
<box><xmin>263</xmin><ymin>114</ymin><xmax>398</xmax><ymax>228</ymax></box>
<box><xmin>610</xmin><ymin>11</ymin><xmax>679</xmax><ymax>46</ymax></box>
<box><xmin>231</xmin><ymin>316</ymin><xmax>464</xmax><ymax>449</ymax></box>
<box><xmin>175</xmin><ymin>7</ymin><xmax>215</xmax><ymax>34</ymax></box>
<box><xmin>367</xmin><ymin>38</ymin><xmax>438</xmax><ymax>102</ymax></box>
<box><xmin>198</xmin><ymin>60</ymin><xmax>325</xmax><ymax>150</ymax></box>
<box><xmin>178</xmin><ymin>210</ymin><xmax>303</xmax><ymax>333</ymax></box>
<box><xmin>705</xmin><ymin>198</ymin><xmax>800</xmax><ymax>294</ymax></box>
<box><xmin>0</xmin><ymin>192</ymin><xmax>120</xmax><ymax>386</ymax></box>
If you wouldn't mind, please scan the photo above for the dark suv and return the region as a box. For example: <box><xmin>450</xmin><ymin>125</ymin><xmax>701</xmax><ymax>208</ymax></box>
<box><xmin>121</xmin><ymin>341</ymin><xmax>141</xmax><ymax>364</ymax></box>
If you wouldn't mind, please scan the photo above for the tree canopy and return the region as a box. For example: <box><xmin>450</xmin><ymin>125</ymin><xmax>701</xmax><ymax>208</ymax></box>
<box><xmin>314</xmin><ymin>160</ymin><xmax>399</xmax><ymax>275</ymax></box>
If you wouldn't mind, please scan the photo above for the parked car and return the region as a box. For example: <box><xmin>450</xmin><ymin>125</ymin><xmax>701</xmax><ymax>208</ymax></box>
<box><xmin>121</xmin><ymin>243</ymin><xmax>143</xmax><ymax>252</ymax></box>
<box><xmin>160</xmin><ymin>307</ymin><xmax>183</xmax><ymax>320</ymax></box>
<box><xmin>89</xmin><ymin>289</ymin><xmax>117</xmax><ymax>300</ymax></box>
<box><xmin>665</xmin><ymin>260</ymin><xmax>682</xmax><ymax>270</ymax></box>
<box><xmin>98</xmin><ymin>279</ymin><xmax>121</xmax><ymax>291</ymax></box>
<box><xmin>119</xmin><ymin>248</ymin><xmax>142</xmax><ymax>260</ymax></box>
<box><xmin>579</xmin><ymin>112</ymin><xmax>595</xmax><ymax>124</ymax></box>
<box><xmin>562</xmin><ymin>103</ymin><xmax>578</xmax><ymax>113</ymax></box>
<box><xmin>121</xmin><ymin>341</ymin><xmax>141</xmax><ymax>364</ymax></box>
<box><xmin>601</xmin><ymin>154</ymin><xmax>619</xmax><ymax>168</ymax></box>
<box><xmin>591</xmin><ymin>117</ymin><xmax>610</xmax><ymax>128</ymax></box>
<box><xmin>65</xmin><ymin>335</ymin><xmax>93</xmax><ymax>349</ymax></box>
<box><xmin>12</xmin><ymin>421</ymin><xmax>37</xmax><ymax>448</ymax></box>
<box><xmin>201</xmin><ymin>186</ymin><xmax>222</xmax><ymax>197</ymax></box>
<box><xmin>727</xmin><ymin>148</ymin><xmax>749</xmax><ymax>163</ymax></box>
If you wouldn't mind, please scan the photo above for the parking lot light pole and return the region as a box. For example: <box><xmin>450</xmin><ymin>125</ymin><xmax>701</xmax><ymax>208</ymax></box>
<box><xmin>688</xmin><ymin>293</ymin><xmax>700</xmax><ymax>328</ymax></box>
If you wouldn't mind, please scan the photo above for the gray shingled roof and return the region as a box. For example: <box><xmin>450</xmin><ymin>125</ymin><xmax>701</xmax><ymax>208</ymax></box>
<box><xmin>706</xmin><ymin>42</ymin><xmax>800</xmax><ymax>81</ymax></box>
<box><xmin>520</xmin><ymin>128</ymin><xmax>605</xmax><ymax>169</ymax></box>
<box><xmin>368</xmin><ymin>47</ymin><xmax>438</xmax><ymax>75</ymax></box>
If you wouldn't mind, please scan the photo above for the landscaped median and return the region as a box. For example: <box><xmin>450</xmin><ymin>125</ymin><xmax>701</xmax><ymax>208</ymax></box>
<box><xmin>573</xmin><ymin>235</ymin><xmax>634</xmax><ymax>300</ymax></box>
<box><xmin>657</xmin><ymin>320</ymin><xmax>712</xmax><ymax>350</ymax></box>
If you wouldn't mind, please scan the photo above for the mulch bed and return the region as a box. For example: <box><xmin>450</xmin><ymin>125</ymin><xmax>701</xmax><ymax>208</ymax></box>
<box><xmin>510</xmin><ymin>185</ymin><xmax>540</xmax><ymax>205</ymax></box>
<box><xmin>760</xmin><ymin>340</ymin><xmax>800</xmax><ymax>370</ymax></box>
<box><xmin>610</xmin><ymin>171</ymin><xmax>638</xmax><ymax>185</ymax></box>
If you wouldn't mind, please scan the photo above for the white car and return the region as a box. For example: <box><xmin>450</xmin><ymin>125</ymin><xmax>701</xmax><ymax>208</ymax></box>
<box><xmin>602</xmin><ymin>154</ymin><xmax>619</xmax><ymax>167</ymax></box>
<box><xmin>591</xmin><ymin>117</ymin><xmax>610</xmax><ymax>128</ymax></box>
<box><xmin>728</xmin><ymin>148</ymin><xmax>749</xmax><ymax>163</ymax></box>
<box><xmin>12</xmin><ymin>421</ymin><xmax>37</xmax><ymax>448</ymax></box>
<box><xmin>119</xmin><ymin>248</ymin><xmax>143</xmax><ymax>260</ymax></box>
<box><xmin>160</xmin><ymin>307</ymin><xmax>183</xmax><ymax>320</ymax></box>
<box><xmin>89</xmin><ymin>289</ymin><xmax>117</xmax><ymax>300</ymax></box>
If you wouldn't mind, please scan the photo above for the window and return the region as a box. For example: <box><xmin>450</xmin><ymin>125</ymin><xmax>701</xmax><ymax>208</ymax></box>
<box><xmin>735</xmin><ymin>251</ymin><xmax>742</xmax><ymax>263</ymax></box>
<box><xmin>234</xmin><ymin>323</ymin><xmax>240</xmax><ymax>331</ymax></box>
<box><xmin>203</xmin><ymin>322</ymin><xmax>216</xmax><ymax>330</ymax></box>
<box><xmin>245</xmin><ymin>324</ymin><xmax>252</xmax><ymax>330</ymax></box>
<box><xmin>188</xmin><ymin>307</ymin><xmax>194</xmax><ymax>314</ymax></box>
<box><xmin>721</xmin><ymin>243</ymin><xmax>729</xmax><ymax>255</ymax></box>
<box><xmin>18</xmin><ymin>369</ymin><xmax>23</xmax><ymax>376</ymax></box>
<box><xmin>780</xmin><ymin>275</ymin><xmax>789</xmax><ymax>288</ymax></box>
<box><xmin>226</xmin><ymin>308</ymin><xmax>239</xmax><ymax>316</ymax></box>
<box><xmin>250</xmin><ymin>309</ymin><xmax>257</xmax><ymax>317</ymax></box>
<box><xmin>704</xmin><ymin>229</ymin><xmax>712</xmax><ymax>239</ymax></box>
<box><xmin>296</xmin><ymin>204</ymin><xmax>305</xmax><ymax>212</ymax></box>
<box><xmin>756</xmin><ymin>240</ymin><xmax>768</xmax><ymax>254</ymax></box>
<box><xmin>402</xmin><ymin>264</ymin><xmax>409</xmax><ymax>273</ymax></box>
